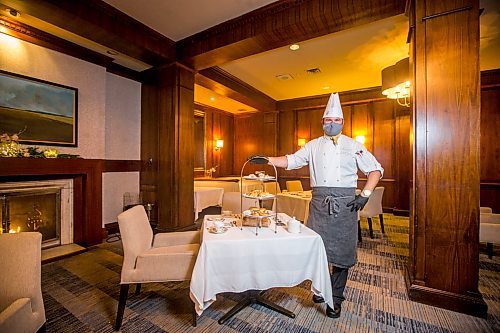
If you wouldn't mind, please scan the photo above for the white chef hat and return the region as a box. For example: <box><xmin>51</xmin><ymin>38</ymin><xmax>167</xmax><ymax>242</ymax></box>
<box><xmin>322</xmin><ymin>93</ymin><xmax>343</xmax><ymax>118</ymax></box>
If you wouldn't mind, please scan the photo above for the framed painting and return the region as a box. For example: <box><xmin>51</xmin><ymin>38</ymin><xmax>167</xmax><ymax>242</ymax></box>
<box><xmin>0</xmin><ymin>70</ymin><xmax>78</xmax><ymax>146</ymax></box>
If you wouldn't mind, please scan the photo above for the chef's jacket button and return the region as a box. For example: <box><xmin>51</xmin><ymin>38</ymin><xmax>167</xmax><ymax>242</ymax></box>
<box><xmin>323</xmin><ymin>166</ymin><xmax>326</xmax><ymax>169</ymax></box>
<box><xmin>324</xmin><ymin>180</ymin><xmax>327</xmax><ymax>183</ymax></box>
<box><xmin>336</xmin><ymin>179</ymin><xmax>339</xmax><ymax>182</ymax></box>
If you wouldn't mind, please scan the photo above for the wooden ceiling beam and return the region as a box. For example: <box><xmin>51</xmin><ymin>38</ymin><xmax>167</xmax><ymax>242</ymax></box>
<box><xmin>177</xmin><ymin>0</ymin><xmax>406</xmax><ymax>70</ymax></box>
<box><xmin>2</xmin><ymin>0</ymin><xmax>176</xmax><ymax>66</ymax></box>
<box><xmin>196</xmin><ymin>67</ymin><xmax>276</xmax><ymax>112</ymax></box>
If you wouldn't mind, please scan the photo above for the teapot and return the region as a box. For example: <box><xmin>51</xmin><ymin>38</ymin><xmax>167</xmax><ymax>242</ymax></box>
<box><xmin>287</xmin><ymin>216</ymin><xmax>301</xmax><ymax>233</ymax></box>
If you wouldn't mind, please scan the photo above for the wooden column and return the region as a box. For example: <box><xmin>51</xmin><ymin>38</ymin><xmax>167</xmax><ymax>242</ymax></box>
<box><xmin>141</xmin><ymin>63</ymin><xmax>195</xmax><ymax>231</ymax></box>
<box><xmin>408</xmin><ymin>0</ymin><xmax>487</xmax><ymax>317</ymax></box>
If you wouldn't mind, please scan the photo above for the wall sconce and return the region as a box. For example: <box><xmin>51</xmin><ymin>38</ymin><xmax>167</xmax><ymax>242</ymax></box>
<box><xmin>381</xmin><ymin>57</ymin><xmax>410</xmax><ymax>107</ymax></box>
<box><xmin>355</xmin><ymin>136</ymin><xmax>365</xmax><ymax>144</ymax></box>
<box><xmin>215</xmin><ymin>139</ymin><xmax>224</xmax><ymax>151</ymax></box>
<box><xmin>297</xmin><ymin>138</ymin><xmax>306</xmax><ymax>147</ymax></box>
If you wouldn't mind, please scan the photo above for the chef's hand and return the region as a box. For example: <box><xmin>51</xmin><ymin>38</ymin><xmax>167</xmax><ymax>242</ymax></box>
<box><xmin>346</xmin><ymin>195</ymin><xmax>369</xmax><ymax>212</ymax></box>
<box><xmin>248</xmin><ymin>155</ymin><xmax>269</xmax><ymax>164</ymax></box>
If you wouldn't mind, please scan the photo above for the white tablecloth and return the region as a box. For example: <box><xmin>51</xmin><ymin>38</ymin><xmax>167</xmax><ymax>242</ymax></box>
<box><xmin>190</xmin><ymin>213</ymin><xmax>333</xmax><ymax>315</ymax></box>
<box><xmin>194</xmin><ymin>187</ymin><xmax>224</xmax><ymax>220</ymax></box>
<box><xmin>274</xmin><ymin>191</ymin><xmax>312</xmax><ymax>223</ymax></box>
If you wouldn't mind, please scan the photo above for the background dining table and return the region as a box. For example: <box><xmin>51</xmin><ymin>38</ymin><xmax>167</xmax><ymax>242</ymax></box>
<box><xmin>274</xmin><ymin>191</ymin><xmax>312</xmax><ymax>223</ymax></box>
<box><xmin>193</xmin><ymin>186</ymin><xmax>224</xmax><ymax>220</ymax></box>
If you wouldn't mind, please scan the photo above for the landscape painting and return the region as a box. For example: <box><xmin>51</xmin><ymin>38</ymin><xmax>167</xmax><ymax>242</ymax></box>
<box><xmin>0</xmin><ymin>70</ymin><xmax>77</xmax><ymax>146</ymax></box>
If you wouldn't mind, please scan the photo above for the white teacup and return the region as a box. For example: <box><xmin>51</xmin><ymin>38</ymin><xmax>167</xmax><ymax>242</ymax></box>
<box><xmin>213</xmin><ymin>220</ymin><xmax>224</xmax><ymax>232</ymax></box>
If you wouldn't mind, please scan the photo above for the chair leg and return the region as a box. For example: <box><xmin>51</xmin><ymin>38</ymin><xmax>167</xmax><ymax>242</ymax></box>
<box><xmin>357</xmin><ymin>220</ymin><xmax>362</xmax><ymax>242</ymax></box>
<box><xmin>135</xmin><ymin>283</ymin><xmax>142</xmax><ymax>295</ymax></box>
<box><xmin>367</xmin><ymin>218</ymin><xmax>374</xmax><ymax>238</ymax></box>
<box><xmin>115</xmin><ymin>284</ymin><xmax>129</xmax><ymax>331</ymax></box>
<box><xmin>192</xmin><ymin>302</ymin><xmax>198</xmax><ymax>327</ymax></box>
<box><xmin>487</xmin><ymin>242</ymin><xmax>494</xmax><ymax>259</ymax></box>
<box><xmin>379</xmin><ymin>214</ymin><xmax>385</xmax><ymax>234</ymax></box>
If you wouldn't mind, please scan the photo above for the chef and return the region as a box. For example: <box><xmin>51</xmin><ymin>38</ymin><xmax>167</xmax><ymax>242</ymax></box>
<box><xmin>252</xmin><ymin>92</ymin><xmax>383</xmax><ymax>318</ymax></box>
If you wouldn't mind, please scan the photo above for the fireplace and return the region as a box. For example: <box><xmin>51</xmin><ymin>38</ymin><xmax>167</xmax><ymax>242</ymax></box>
<box><xmin>0</xmin><ymin>180</ymin><xmax>73</xmax><ymax>249</ymax></box>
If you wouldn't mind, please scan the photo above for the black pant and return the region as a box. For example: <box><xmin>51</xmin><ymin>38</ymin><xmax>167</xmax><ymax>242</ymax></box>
<box><xmin>331</xmin><ymin>266</ymin><xmax>349</xmax><ymax>306</ymax></box>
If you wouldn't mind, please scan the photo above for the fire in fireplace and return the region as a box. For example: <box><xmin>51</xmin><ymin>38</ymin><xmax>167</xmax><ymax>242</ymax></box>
<box><xmin>0</xmin><ymin>180</ymin><xmax>73</xmax><ymax>249</ymax></box>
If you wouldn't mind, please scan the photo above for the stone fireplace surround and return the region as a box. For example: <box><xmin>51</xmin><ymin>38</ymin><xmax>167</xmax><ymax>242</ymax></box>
<box><xmin>0</xmin><ymin>158</ymin><xmax>103</xmax><ymax>247</ymax></box>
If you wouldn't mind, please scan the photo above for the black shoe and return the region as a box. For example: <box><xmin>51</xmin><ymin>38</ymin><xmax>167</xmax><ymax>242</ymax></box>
<box><xmin>326</xmin><ymin>304</ymin><xmax>341</xmax><ymax>319</ymax></box>
<box><xmin>312</xmin><ymin>294</ymin><xmax>325</xmax><ymax>303</ymax></box>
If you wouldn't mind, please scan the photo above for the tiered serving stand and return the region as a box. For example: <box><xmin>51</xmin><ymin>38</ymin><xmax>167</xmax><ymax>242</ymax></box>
<box><xmin>217</xmin><ymin>156</ymin><xmax>295</xmax><ymax>325</ymax></box>
<box><xmin>239</xmin><ymin>157</ymin><xmax>279</xmax><ymax>235</ymax></box>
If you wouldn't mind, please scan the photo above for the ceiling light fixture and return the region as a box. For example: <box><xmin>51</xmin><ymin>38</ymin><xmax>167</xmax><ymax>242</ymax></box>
<box><xmin>322</xmin><ymin>86</ymin><xmax>330</xmax><ymax>90</ymax></box>
<box><xmin>289</xmin><ymin>44</ymin><xmax>300</xmax><ymax>51</ymax></box>
<box><xmin>106</xmin><ymin>50</ymin><xmax>119</xmax><ymax>56</ymax></box>
<box><xmin>381</xmin><ymin>57</ymin><xmax>410</xmax><ymax>107</ymax></box>
<box><xmin>210</xmin><ymin>97</ymin><xmax>215</xmax><ymax>101</ymax></box>
<box><xmin>7</xmin><ymin>8</ymin><xmax>18</xmax><ymax>17</ymax></box>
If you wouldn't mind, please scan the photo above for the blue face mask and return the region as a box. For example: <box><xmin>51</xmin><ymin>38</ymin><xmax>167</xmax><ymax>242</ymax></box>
<box><xmin>323</xmin><ymin>122</ymin><xmax>343</xmax><ymax>136</ymax></box>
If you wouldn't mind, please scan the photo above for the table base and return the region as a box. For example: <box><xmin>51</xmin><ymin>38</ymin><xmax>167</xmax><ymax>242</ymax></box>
<box><xmin>218</xmin><ymin>290</ymin><xmax>296</xmax><ymax>324</ymax></box>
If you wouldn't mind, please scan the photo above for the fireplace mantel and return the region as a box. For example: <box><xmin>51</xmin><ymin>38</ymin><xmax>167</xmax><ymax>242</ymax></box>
<box><xmin>0</xmin><ymin>157</ymin><xmax>103</xmax><ymax>246</ymax></box>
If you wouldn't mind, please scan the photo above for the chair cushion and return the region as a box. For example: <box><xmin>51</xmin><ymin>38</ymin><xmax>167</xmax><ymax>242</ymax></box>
<box><xmin>153</xmin><ymin>231</ymin><xmax>200</xmax><ymax>248</ymax></box>
<box><xmin>121</xmin><ymin>244</ymin><xmax>200</xmax><ymax>283</ymax></box>
<box><xmin>0</xmin><ymin>298</ymin><xmax>45</xmax><ymax>333</ymax></box>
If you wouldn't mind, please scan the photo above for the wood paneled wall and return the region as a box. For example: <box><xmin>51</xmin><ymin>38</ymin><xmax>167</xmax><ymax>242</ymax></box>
<box><xmin>195</xmin><ymin>104</ymin><xmax>235</xmax><ymax>177</ymax></box>
<box><xmin>408</xmin><ymin>0</ymin><xmax>486</xmax><ymax>317</ymax></box>
<box><xmin>233</xmin><ymin>112</ymin><xmax>278</xmax><ymax>176</ymax></box>
<box><xmin>275</xmin><ymin>88</ymin><xmax>411</xmax><ymax>213</ymax></box>
<box><xmin>480</xmin><ymin>69</ymin><xmax>500</xmax><ymax>213</ymax></box>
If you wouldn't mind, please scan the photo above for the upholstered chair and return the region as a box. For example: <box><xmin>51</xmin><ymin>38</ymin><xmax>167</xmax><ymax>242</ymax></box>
<box><xmin>480</xmin><ymin>212</ymin><xmax>500</xmax><ymax>259</ymax></box>
<box><xmin>358</xmin><ymin>187</ymin><xmax>385</xmax><ymax>239</ymax></box>
<box><xmin>115</xmin><ymin>205</ymin><xmax>200</xmax><ymax>330</ymax></box>
<box><xmin>286</xmin><ymin>180</ymin><xmax>304</xmax><ymax>192</ymax></box>
<box><xmin>222</xmin><ymin>192</ymin><xmax>259</xmax><ymax>213</ymax></box>
<box><xmin>0</xmin><ymin>232</ymin><xmax>46</xmax><ymax>333</ymax></box>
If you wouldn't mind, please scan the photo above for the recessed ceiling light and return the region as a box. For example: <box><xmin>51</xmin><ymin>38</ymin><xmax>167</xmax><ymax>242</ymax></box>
<box><xmin>106</xmin><ymin>50</ymin><xmax>119</xmax><ymax>56</ymax></box>
<box><xmin>7</xmin><ymin>8</ymin><xmax>19</xmax><ymax>17</ymax></box>
<box><xmin>289</xmin><ymin>44</ymin><xmax>300</xmax><ymax>51</ymax></box>
<box><xmin>210</xmin><ymin>97</ymin><xmax>215</xmax><ymax>101</ymax></box>
<box><xmin>322</xmin><ymin>86</ymin><xmax>330</xmax><ymax>90</ymax></box>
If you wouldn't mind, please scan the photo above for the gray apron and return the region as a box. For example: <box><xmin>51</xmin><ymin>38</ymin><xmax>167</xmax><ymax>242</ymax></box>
<box><xmin>307</xmin><ymin>187</ymin><xmax>357</xmax><ymax>268</ymax></box>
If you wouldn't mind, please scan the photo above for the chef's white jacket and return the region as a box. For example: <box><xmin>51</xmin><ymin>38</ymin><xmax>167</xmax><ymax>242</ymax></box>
<box><xmin>286</xmin><ymin>135</ymin><xmax>384</xmax><ymax>188</ymax></box>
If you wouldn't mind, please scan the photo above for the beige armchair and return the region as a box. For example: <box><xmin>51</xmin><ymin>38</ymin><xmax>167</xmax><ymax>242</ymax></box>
<box><xmin>0</xmin><ymin>232</ymin><xmax>46</xmax><ymax>333</ymax></box>
<box><xmin>480</xmin><ymin>212</ymin><xmax>500</xmax><ymax>259</ymax></box>
<box><xmin>115</xmin><ymin>205</ymin><xmax>200</xmax><ymax>330</ymax></box>
<box><xmin>286</xmin><ymin>180</ymin><xmax>304</xmax><ymax>192</ymax></box>
<box><xmin>358</xmin><ymin>187</ymin><xmax>385</xmax><ymax>239</ymax></box>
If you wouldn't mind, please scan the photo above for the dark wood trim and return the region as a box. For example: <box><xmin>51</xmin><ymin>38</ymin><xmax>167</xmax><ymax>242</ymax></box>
<box><xmin>0</xmin><ymin>16</ymin><xmax>144</xmax><ymax>83</ymax></box>
<box><xmin>194</xmin><ymin>102</ymin><xmax>236</xmax><ymax>118</ymax></box>
<box><xmin>407</xmin><ymin>283</ymin><xmax>487</xmax><ymax>318</ymax></box>
<box><xmin>177</xmin><ymin>0</ymin><xmax>406</xmax><ymax>70</ymax></box>
<box><xmin>103</xmin><ymin>160</ymin><xmax>141</xmax><ymax>173</ymax></box>
<box><xmin>0</xmin><ymin>157</ymin><xmax>103</xmax><ymax>246</ymax></box>
<box><xmin>0</xmin><ymin>16</ymin><xmax>112</xmax><ymax>66</ymax></box>
<box><xmin>3</xmin><ymin>0</ymin><xmax>175</xmax><ymax>66</ymax></box>
<box><xmin>277</xmin><ymin>87</ymin><xmax>386</xmax><ymax>111</ymax></box>
<box><xmin>196</xmin><ymin>68</ymin><xmax>276</xmax><ymax>111</ymax></box>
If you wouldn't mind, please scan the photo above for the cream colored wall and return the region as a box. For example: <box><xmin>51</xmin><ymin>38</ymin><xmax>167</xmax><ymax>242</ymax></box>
<box><xmin>102</xmin><ymin>73</ymin><xmax>141</xmax><ymax>225</ymax></box>
<box><xmin>0</xmin><ymin>33</ymin><xmax>106</xmax><ymax>158</ymax></box>
<box><xmin>0</xmin><ymin>34</ymin><xmax>142</xmax><ymax>227</ymax></box>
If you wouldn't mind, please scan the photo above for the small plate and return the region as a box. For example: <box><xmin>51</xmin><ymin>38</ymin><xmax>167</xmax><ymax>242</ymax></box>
<box><xmin>208</xmin><ymin>226</ymin><xmax>228</xmax><ymax>234</ymax></box>
<box><xmin>242</xmin><ymin>193</ymin><xmax>275</xmax><ymax>199</ymax></box>
<box><xmin>243</xmin><ymin>209</ymin><xmax>273</xmax><ymax>218</ymax></box>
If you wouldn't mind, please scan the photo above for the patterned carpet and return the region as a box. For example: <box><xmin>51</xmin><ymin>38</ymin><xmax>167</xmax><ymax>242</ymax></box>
<box><xmin>41</xmin><ymin>215</ymin><xmax>500</xmax><ymax>332</ymax></box>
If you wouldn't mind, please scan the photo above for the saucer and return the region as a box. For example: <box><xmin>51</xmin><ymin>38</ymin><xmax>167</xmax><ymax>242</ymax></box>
<box><xmin>208</xmin><ymin>226</ymin><xmax>228</xmax><ymax>234</ymax></box>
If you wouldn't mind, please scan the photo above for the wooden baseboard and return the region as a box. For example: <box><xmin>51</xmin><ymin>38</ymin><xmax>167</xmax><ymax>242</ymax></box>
<box><xmin>406</xmin><ymin>281</ymin><xmax>487</xmax><ymax>318</ymax></box>
<box><xmin>392</xmin><ymin>208</ymin><xmax>410</xmax><ymax>216</ymax></box>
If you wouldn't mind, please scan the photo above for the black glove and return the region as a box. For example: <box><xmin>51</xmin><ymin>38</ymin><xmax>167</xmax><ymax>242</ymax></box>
<box><xmin>346</xmin><ymin>195</ymin><xmax>369</xmax><ymax>212</ymax></box>
<box><xmin>248</xmin><ymin>155</ymin><xmax>269</xmax><ymax>164</ymax></box>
